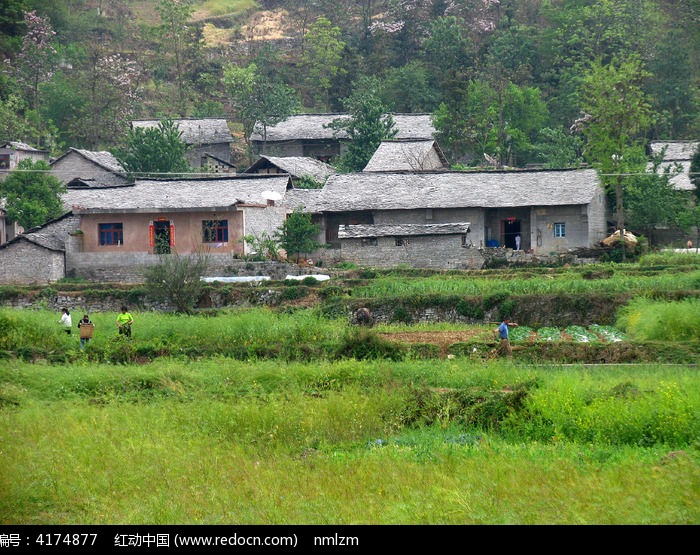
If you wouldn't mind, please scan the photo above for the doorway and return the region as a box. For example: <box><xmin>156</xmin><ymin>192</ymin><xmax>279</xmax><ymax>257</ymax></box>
<box><xmin>502</xmin><ymin>218</ymin><xmax>521</xmax><ymax>250</ymax></box>
<box><xmin>153</xmin><ymin>220</ymin><xmax>171</xmax><ymax>254</ymax></box>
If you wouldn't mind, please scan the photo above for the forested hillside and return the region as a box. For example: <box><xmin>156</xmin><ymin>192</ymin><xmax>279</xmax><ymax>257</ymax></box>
<box><xmin>0</xmin><ymin>0</ymin><xmax>698</xmax><ymax>168</ymax></box>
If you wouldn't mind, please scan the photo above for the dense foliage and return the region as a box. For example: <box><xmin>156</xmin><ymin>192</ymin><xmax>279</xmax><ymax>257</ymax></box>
<box><xmin>0</xmin><ymin>0</ymin><xmax>697</xmax><ymax>159</ymax></box>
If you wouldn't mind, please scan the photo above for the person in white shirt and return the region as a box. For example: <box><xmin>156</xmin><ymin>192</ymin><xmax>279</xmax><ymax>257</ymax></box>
<box><xmin>59</xmin><ymin>307</ymin><xmax>72</xmax><ymax>335</ymax></box>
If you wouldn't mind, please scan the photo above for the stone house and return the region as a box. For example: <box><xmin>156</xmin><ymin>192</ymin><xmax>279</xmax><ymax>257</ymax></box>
<box><xmin>286</xmin><ymin>168</ymin><xmax>609</xmax><ymax>269</ymax></box>
<box><xmin>0</xmin><ymin>213</ymin><xmax>80</xmax><ymax>284</ymax></box>
<box><xmin>363</xmin><ymin>139</ymin><xmax>449</xmax><ymax>172</ymax></box>
<box><xmin>0</xmin><ymin>142</ymin><xmax>51</xmax><ymax>244</ymax></box>
<box><xmin>0</xmin><ymin>141</ymin><xmax>50</xmax><ymax>177</ymax></box>
<box><xmin>130</xmin><ymin>118</ymin><xmax>234</xmax><ymax>170</ymax></box>
<box><xmin>58</xmin><ymin>174</ymin><xmax>292</xmax><ymax>283</ymax></box>
<box><xmin>243</xmin><ymin>155</ymin><xmax>335</xmax><ymax>186</ymax></box>
<box><xmin>50</xmin><ymin>148</ymin><xmax>131</xmax><ymax>187</ymax></box>
<box><xmin>250</xmin><ymin>113</ymin><xmax>435</xmax><ymax>161</ymax></box>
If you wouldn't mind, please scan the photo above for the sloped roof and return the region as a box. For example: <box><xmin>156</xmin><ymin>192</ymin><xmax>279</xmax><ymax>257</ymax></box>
<box><xmin>303</xmin><ymin>169</ymin><xmax>602</xmax><ymax>213</ymax></box>
<box><xmin>0</xmin><ymin>141</ymin><xmax>49</xmax><ymax>153</ymax></box>
<box><xmin>62</xmin><ymin>175</ymin><xmax>292</xmax><ymax>212</ymax></box>
<box><xmin>0</xmin><ymin>213</ymin><xmax>77</xmax><ymax>252</ymax></box>
<box><xmin>250</xmin><ymin>113</ymin><xmax>435</xmax><ymax>142</ymax></box>
<box><xmin>649</xmin><ymin>141</ymin><xmax>698</xmax><ymax>161</ymax></box>
<box><xmin>244</xmin><ymin>155</ymin><xmax>335</xmax><ymax>182</ymax></box>
<box><xmin>649</xmin><ymin>160</ymin><xmax>695</xmax><ymax>191</ymax></box>
<box><xmin>363</xmin><ymin>140</ymin><xmax>448</xmax><ymax>172</ymax></box>
<box><xmin>51</xmin><ymin>148</ymin><xmax>126</xmax><ymax>174</ymax></box>
<box><xmin>339</xmin><ymin>223</ymin><xmax>471</xmax><ymax>239</ymax></box>
<box><xmin>131</xmin><ymin>118</ymin><xmax>233</xmax><ymax>145</ymax></box>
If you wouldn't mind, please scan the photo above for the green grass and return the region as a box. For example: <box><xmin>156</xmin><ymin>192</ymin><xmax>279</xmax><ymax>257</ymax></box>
<box><xmin>1</xmin><ymin>359</ymin><xmax>698</xmax><ymax>524</ymax></box>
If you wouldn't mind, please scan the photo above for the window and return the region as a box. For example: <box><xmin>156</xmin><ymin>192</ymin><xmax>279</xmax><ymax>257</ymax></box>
<box><xmin>0</xmin><ymin>154</ymin><xmax>10</xmax><ymax>168</ymax></box>
<box><xmin>554</xmin><ymin>222</ymin><xmax>565</xmax><ymax>238</ymax></box>
<box><xmin>361</xmin><ymin>237</ymin><xmax>377</xmax><ymax>246</ymax></box>
<box><xmin>395</xmin><ymin>238</ymin><xmax>408</xmax><ymax>246</ymax></box>
<box><xmin>99</xmin><ymin>223</ymin><xmax>123</xmax><ymax>245</ymax></box>
<box><xmin>202</xmin><ymin>219</ymin><xmax>228</xmax><ymax>243</ymax></box>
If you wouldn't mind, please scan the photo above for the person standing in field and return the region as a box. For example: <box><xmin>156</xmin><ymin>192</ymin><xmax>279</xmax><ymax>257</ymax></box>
<box><xmin>116</xmin><ymin>306</ymin><xmax>134</xmax><ymax>338</ymax></box>
<box><xmin>78</xmin><ymin>314</ymin><xmax>94</xmax><ymax>349</ymax></box>
<box><xmin>58</xmin><ymin>307</ymin><xmax>72</xmax><ymax>335</ymax></box>
<box><xmin>496</xmin><ymin>317</ymin><xmax>518</xmax><ymax>358</ymax></box>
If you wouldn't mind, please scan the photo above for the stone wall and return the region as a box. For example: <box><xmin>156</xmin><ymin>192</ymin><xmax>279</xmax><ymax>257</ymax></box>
<box><xmin>0</xmin><ymin>241</ymin><xmax>64</xmax><ymax>284</ymax></box>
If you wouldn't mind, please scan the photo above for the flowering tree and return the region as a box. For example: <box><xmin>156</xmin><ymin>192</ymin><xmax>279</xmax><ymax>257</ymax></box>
<box><xmin>13</xmin><ymin>11</ymin><xmax>57</xmax><ymax>110</ymax></box>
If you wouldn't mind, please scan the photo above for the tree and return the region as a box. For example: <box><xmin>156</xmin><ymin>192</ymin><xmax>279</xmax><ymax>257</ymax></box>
<box><xmin>575</xmin><ymin>54</ymin><xmax>654</xmax><ymax>236</ymax></box>
<box><xmin>302</xmin><ymin>16</ymin><xmax>346</xmax><ymax>111</ymax></box>
<box><xmin>143</xmin><ymin>248</ymin><xmax>210</xmax><ymax>314</ymax></box>
<box><xmin>116</xmin><ymin>119</ymin><xmax>191</xmax><ymax>177</ymax></box>
<box><xmin>222</xmin><ymin>61</ymin><xmax>301</xmax><ymax>161</ymax></box>
<box><xmin>327</xmin><ymin>75</ymin><xmax>396</xmax><ymax>172</ymax></box>
<box><xmin>625</xmin><ymin>154</ymin><xmax>687</xmax><ymax>246</ymax></box>
<box><xmin>275</xmin><ymin>208</ymin><xmax>322</xmax><ymax>263</ymax></box>
<box><xmin>0</xmin><ymin>158</ymin><xmax>66</xmax><ymax>230</ymax></box>
<box><xmin>153</xmin><ymin>0</ymin><xmax>201</xmax><ymax>113</ymax></box>
<box><xmin>12</xmin><ymin>10</ymin><xmax>57</xmax><ymax>111</ymax></box>
<box><xmin>533</xmin><ymin>127</ymin><xmax>584</xmax><ymax>169</ymax></box>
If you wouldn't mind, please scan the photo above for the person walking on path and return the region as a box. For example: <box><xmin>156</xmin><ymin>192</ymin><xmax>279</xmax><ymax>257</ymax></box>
<box><xmin>116</xmin><ymin>306</ymin><xmax>134</xmax><ymax>338</ymax></box>
<box><xmin>59</xmin><ymin>307</ymin><xmax>72</xmax><ymax>335</ymax></box>
<box><xmin>496</xmin><ymin>317</ymin><xmax>518</xmax><ymax>358</ymax></box>
<box><xmin>78</xmin><ymin>314</ymin><xmax>94</xmax><ymax>349</ymax></box>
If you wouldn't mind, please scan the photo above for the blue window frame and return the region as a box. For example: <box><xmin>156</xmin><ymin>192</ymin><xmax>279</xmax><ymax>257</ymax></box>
<box><xmin>554</xmin><ymin>222</ymin><xmax>566</xmax><ymax>238</ymax></box>
<box><xmin>202</xmin><ymin>219</ymin><xmax>228</xmax><ymax>243</ymax></box>
<box><xmin>99</xmin><ymin>223</ymin><xmax>123</xmax><ymax>245</ymax></box>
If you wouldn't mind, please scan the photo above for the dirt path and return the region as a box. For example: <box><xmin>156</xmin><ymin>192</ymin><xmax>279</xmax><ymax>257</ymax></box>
<box><xmin>378</xmin><ymin>330</ymin><xmax>493</xmax><ymax>357</ymax></box>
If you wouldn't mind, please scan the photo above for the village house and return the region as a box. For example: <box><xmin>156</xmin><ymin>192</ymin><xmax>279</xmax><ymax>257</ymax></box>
<box><xmin>0</xmin><ymin>142</ymin><xmax>52</xmax><ymax>244</ymax></box>
<box><xmin>55</xmin><ymin>174</ymin><xmax>292</xmax><ymax>282</ymax></box>
<box><xmin>0</xmin><ymin>141</ymin><xmax>50</xmax><ymax>178</ymax></box>
<box><xmin>286</xmin><ymin>168</ymin><xmax>609</xmax><ymax>269</ymax></box>
<box><xmin>130</xmin><ymin>118</ymin><xmax>235</xmax><ymax>170</ymax></box>
<box><xmin>243</xmin><ymin>155</ymin><xmax>335</xmax><ymax>186</ymax></box>
<box><xmin>250</xmin><ymin>113</ymin><xmax>436</xmax><ymax>161</ymax></box>
<box><xmin>363</xmin><ymin>139</ymin><xmax>449</xmax><ymax>172</ymax></box>
<box><xmin>50</xmin><ymin>147</ymin><xmax>131</xmax><ymax>188</ymax></box>
<box><xmin>0</xmin><ymin>213</ymin><xmax>80</xmax><ymax>285</ymax></box>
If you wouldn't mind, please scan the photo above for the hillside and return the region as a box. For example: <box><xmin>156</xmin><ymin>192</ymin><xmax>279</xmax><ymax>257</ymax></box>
<box><xmin>1</xmin><ymin>0</ymin><xmax>697</xmax><ymax>160</ymax></box>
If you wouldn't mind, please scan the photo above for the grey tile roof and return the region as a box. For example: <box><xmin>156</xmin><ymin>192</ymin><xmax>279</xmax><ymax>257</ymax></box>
<box><xmin>650</xmin><ymin>160</ymin><xmax>696</xmax><ymax>191</ymax></box>
<box><xmin>250</xmin><ymin>113</ymin><xmax>435</xmax><ymax>142</ymax></box>
<box><xmin>131</xmin><ymin>118</ymin><xmax>233</xmax><ymax>145</ymax></box>
<box><xmin>244</xmin><ymin>156</ymin><xmax>335</xmax><ymax>182</ymax></box>
<box><xmin>0</xmin><ymin>141</ymin><xmax>49</xmax><ymax>153</ymax></box>
<box><xmin>63</xmin><ymin>175</ymin><xmax>292</xmax><ymax>212</ymax></box>
<box><xmin>649</xmin><ymin>141</ymin><xmax>699</xmax><ymax>161</ymax></box>
<box><xmin>339</xmin><ymin>223</ymin><xmax>471</xmax><ymax>238</ymax></box>
<box><xmin>363</xmin><ymin>140</ymin><xmax>448</xmax><ymax>171</ymax></box>
<box><xmin>307</xmin><ymin>169</ymin><xmax>602</xmax><ymax>212</ymax></box>
<box><xmin>51</xmin><ymin>148</ymin><xmax>126</xmax><ymax>174</ymax></box>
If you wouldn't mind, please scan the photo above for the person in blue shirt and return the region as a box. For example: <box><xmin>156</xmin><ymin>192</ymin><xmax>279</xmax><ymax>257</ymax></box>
<box><xmin>496</xmin><ymin>317</ymin><xmax>518</xmax><ymax>357</ymax></box>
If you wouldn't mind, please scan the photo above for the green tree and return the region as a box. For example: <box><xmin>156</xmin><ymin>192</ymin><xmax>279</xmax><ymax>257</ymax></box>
<box><xmin>143</xmin><ymin>249</ymin><xmax>210</xmax><ymax>314</ymax></box>
<box><xmin>576</xmin><ymin>54</ymin><xmax>654</xmax><ymax>234</ymax></box>
<box><xmin>222</xmin><ymin>61</ymin><xmax>301</xmax><ymax>161</ymax></box>
<box><xmin>302</xmin><ymin>16</ymin><xmax>346</xmax><ymax>111</ymax></box>
<box><xmin>380</xmin><ymin>61</ymin><xmax>437</xmax><ymax>113</ymax></box>
<box><xmin>116</xmin><ymin>119</ymin><xmax>191</xmax><ymax>177</ymax></box>
<box><xmin>0</xmin><ymin>158</ymin><xmax>66</xmax><ymax>230</ymax></box>
<box><xmin>275</xmin><ymin>208</ymin><xmax>322</xmax><ymax>263</ymax></box>
<box><xmin>327</xmin><ymin>75</ymin><xmax>397</xmax><ymax>172</ymax></box>
<box><xmin>533</xmin><ymin>127</ymin><xmax>584</xmax><ymax>169</ymax></box>
<box><xmin>153</xmin><ymin>0</ymin><xmax>201</xmax><ymax>113</ymax></box>
<box><xmin>625</xmin><ymin>155</ymin><xmax>687</xmax><ymax>246</ymax></box>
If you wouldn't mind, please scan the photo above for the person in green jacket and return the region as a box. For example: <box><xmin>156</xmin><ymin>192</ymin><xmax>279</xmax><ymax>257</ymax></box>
<box><xmin>116</xmin><ymin>306</ymin><xmax>134</xmax><ymax>338</ymax></box>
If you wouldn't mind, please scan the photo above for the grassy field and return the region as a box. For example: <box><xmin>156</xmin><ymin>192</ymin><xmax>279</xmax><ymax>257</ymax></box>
<box><xmin>1</xmin><ymin>355</ymin><xmax>698</xmax><ymax>524</ymax></box>
<box><xmin>1</xmin><ymin>254</ymin><xmax>698</xmax><ymax>525</ymax></box>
